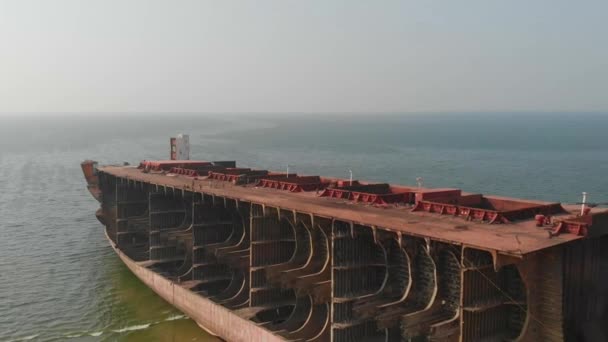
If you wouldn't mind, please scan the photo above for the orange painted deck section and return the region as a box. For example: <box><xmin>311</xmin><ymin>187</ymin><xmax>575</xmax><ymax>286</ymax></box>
<box><xmin>102</xmin><ymin>166</ymin><xmax>582</xmax><ymax>257</ymax></box>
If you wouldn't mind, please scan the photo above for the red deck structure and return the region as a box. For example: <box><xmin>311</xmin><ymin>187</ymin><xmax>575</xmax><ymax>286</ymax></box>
<box><xmin>320</xmin><ymin>183</ymin><xmax>414</xmax><ymax>205</ymax></box>
<box><xmin>412</xmin><ymin>194</ymin><xmax>566</xmax><ymax>224</ymax></box>
<box><xmin>208</xmin><ymin>168</ymin><xmax>271</xmax><ymax>183</ymax></box>
<box><xmin>256</xmin><ymin>175</ymin><xmax>329</xmax><ymax>192</ymax></box>
<box><xmin>167</xmin><ymin>167</ymin><xmax>200</xmax><ymax>177</ymax></box>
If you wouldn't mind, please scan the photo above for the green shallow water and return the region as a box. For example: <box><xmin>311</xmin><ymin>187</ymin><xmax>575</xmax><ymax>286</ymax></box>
<box><xmin>59</xmin><ymin>257</ymin><xmax>217</xmax><ymax>342</ymax></box>
<box><xmin>1</xmin><ymin>113</ymin><xmax>607</xmax><ymax>341</ymax></box>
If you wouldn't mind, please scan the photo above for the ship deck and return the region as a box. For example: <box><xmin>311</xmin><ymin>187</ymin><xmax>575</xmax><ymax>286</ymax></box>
<box><xmin>101</xmin><ymin>165</ymin><xmax>582</xmax><ymax>257</ymax></box>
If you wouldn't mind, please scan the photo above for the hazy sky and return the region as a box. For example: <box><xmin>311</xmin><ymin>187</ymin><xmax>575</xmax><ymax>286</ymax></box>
<box><xmin>1</xmin><ymin>1</ymin><xmax>607</xmax><ymax>114</ymax></box>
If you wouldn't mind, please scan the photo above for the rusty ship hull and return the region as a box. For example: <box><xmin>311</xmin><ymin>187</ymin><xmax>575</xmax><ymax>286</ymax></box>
<box><xmin>103</xmin><ymin>229</ymin><xmax>284</xmax><ymax>341</ymax></box>
<box><xmin>82</xmin><ymin>159</ymin><xmax>608</xmax><ymax>342</ymax></box>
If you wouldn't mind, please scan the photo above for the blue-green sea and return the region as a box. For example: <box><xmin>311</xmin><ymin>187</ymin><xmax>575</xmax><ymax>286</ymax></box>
<box><xmin>1</xmin><ymin>113</ymin><xmax>607</xmax><ymax>341</ymax></box>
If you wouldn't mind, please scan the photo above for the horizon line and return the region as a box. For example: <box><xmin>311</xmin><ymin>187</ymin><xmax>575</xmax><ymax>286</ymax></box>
<box><xmin>1</xmin><ymin>110</ymin><xmax>607</xmax><ymax>116</ymax></box>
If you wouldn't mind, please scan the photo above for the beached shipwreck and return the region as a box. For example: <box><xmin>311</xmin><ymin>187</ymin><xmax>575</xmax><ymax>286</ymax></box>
<box><xmin>82</xmin><ymin>157</ymin><xmax>607</xmax><ymax>341</ymax></box>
